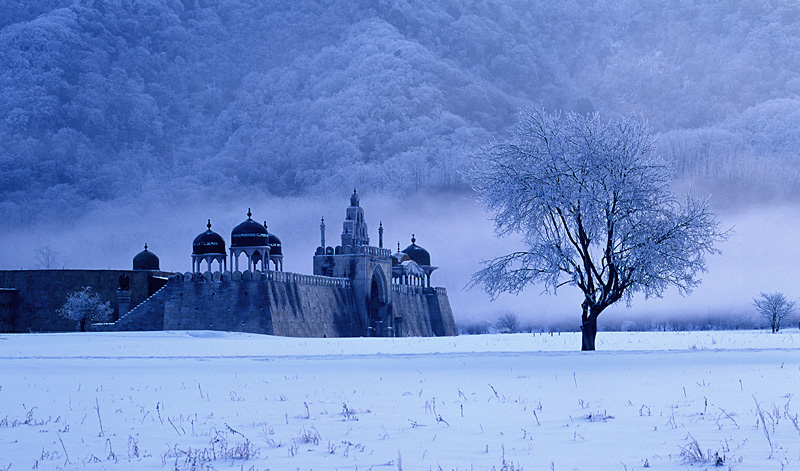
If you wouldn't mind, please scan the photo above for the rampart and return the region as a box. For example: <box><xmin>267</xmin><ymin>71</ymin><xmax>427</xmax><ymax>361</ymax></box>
<box><xmin>98</xmin><ymin>270</ymin><xmax>362</xmax><ymax>337</ymax></box>
<box><xmin>390</xmin><ymin>285</ymin><xmax>457</xmax><ymax>336</ymax></box>
<box><xmin>0</xmin><ymin>270</ymin><xmax>171</xmax><ymax>332</ymax></box>
<box><xmin>94</xmin><ymin>268</ymin><xmax>455</xmax><ymax>337</ymax></box>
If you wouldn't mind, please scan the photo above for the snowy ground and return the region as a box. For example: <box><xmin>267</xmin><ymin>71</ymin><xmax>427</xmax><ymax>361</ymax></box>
<box><xmin>1</xmin><ymin>330</ymin><xmax>799</xmax><ymax>471</ymax></box>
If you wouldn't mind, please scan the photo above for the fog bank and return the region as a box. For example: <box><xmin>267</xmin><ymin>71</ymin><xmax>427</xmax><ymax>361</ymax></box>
<box><xmin>2</xmin><ymin>191</ymin><xmax>796</xmax><ymax>330</ymax></box>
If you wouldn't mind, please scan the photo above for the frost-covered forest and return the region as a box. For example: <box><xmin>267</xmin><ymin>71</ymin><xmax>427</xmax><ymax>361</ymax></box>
<box><xmin>4</xmin><ymin>0</ymin><xmax>800</xmax><ymax>226</ymax></box>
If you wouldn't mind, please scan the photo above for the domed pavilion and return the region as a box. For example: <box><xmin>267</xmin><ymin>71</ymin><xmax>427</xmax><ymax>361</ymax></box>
<box><xmin>398</xmin><ymin>235</ymin><xmax>438</xmax><ymax>288</ymax></box>
<box><xmin>230</xmin><ymin>209</ymin><xmax>270</xmax><ymax>273</ymax></box>
<box><xmin>192</xmin><ymin>220</ymin><xmax>227</xmax><ymax>273</ymax></box>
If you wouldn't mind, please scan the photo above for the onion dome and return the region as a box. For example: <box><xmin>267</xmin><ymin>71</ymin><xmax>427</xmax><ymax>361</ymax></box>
<box><xmin>264</xmin><ymin>222</ymin><xmax>283</xmax><ymax>255</ymax></box>
<box><xmin>231</xmin><ymin>209</ymin><xmax>268</xmax><ymax>247</ymax></box>
<box><xmin>392</xmin><ymin>241</ymin><xmax>411</xmax><ymax>266</ymax></box>
<box><xmin>133</xmin><ymin>243</ymin><xmax>160</xmax><ymax>270</ymax></box>
<box><xmin>193</xmin><ymin>220</ymin><xmax>226</xmax><ymax>255</ymax></box>
<box><xmin>401</xmin><ymin>234</ymin><xmax>431</xmax><ymax>266</ymax></box>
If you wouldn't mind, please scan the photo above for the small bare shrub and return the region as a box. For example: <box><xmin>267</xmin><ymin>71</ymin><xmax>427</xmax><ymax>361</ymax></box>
<box><xmin>679</xmin><ymin>434</ymin><xmax>725</xmax><ymax>466</ymax></box>
<box><xmin>495</xmin><ymin>313</ymin><xmax>520</xmax><ymax>334</ymax></box>
<box><xmin>160</xmin><ymin>427</ymin><xmax>259</xmax><ymax>470</ymax></box>
<box><xmin>293</xmin><ymin>426</ymin><xmax>321</xmax><ymax>445</ymax></box>
<box><xmin>496</xmin><ymin>445</ymin><xmax>522</xmax><ymax>470</ymax></box>
<box><xmin>341</xmin><ymin>403</ymin><xmax>358</xmax><ymax>421</ymax></box>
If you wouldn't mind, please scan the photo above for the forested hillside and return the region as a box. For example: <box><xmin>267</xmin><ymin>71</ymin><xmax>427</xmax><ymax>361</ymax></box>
<box><xmin>3</xmin><ymin>0</ymin><xmax>800</xmax><ymax>226</ymax></box>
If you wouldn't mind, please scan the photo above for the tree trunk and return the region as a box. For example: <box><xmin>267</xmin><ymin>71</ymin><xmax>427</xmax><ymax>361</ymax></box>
<box><xmin>79</xmin><ymin>320</ymin><xmax>86</xmax><ymax>332</ymax></box>
<box><xmin>581</xmin><ymin>303</ymin><xmax>600</xmax><ymax>351</ymax></box>
<box><xmin>581</xmin><ymin>317</ymin><xmax>597</xmax><ymax>351</ymax></box>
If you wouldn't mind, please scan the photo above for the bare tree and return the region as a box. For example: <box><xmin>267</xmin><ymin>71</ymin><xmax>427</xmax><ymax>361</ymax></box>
<box><xmin>468</xmin><ymin>107</ymin><xmax>727</xmax><ymax>350</ymax></box>
<box><xmin>35</xmin><ymin>246</ymin><xmax>59</xmax><ymax>269</ymax></box>
<box><xmin>753</xmin><ymin>292</ymin><xmax>795</xmax><ymax>333</ymax></box>
<box><xmin>57</xmin><ymin>287</ymin><xmax>113</xmax><ymax>332</ymax></box>
<box><xmin>495</xmin><ymin>313</ymin><xmax>520</xmax><ymax>333</ymax></box>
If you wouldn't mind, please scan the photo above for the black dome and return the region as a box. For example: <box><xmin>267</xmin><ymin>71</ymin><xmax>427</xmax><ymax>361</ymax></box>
<box><xmin>267</xmin><ymin>232</ymin><xmax>282</xmax><ymax>255</ymax></box>
<box><xmin>193</xmin><ymin>220</ymin><xmax>226</xmax><ymax>255</ymax></box>
<box><xmin>133</xmin><ymin>244</ymin><xmax>160</xmax><ymax>270</ymax></box>
<box><xmin>260</xmin><ymin>221</ymin><xmax>283</xmax><ymax>255</ymax></box>
<box><xmin>401</xmin><ymin>235</ymin><xmax>431</xmax><ymax>266</ymax></box>
<box><xmin>231</xmin><ymin>209</ymin><xmax>268</xmax><ymax>247</ymax></box>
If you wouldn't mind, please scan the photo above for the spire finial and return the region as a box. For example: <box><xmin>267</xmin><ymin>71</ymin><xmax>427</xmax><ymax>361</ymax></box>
<box><xmin>144</xmin><ymin>243</ymin><xmax>148</xmax><ymax>251</ymax></box>
<box><xmin>247</xmin><ymin>208</ymin><xmax>252</xmax><ymax>219</ymax></box>
<box><xmin>411</xmin><ymin>234</ymin><xmax>416</xmax><ymax>244</ymax></box>
<box><xmin>398</xmin><ymin>241</ymin><xmax>401</xmax><ymax>252</ymax></box>
<box><xmin>263</xmin><ymin>221</ymin><xmax>268</xmax><ymax>231</ymax></box>
<box><xmin>207</xmin><ymin>219</ymin><xmax>212</xmax><ymax>231</ymax></box>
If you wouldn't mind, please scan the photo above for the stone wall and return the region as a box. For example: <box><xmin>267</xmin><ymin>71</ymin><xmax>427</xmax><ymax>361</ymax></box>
<box><xmin>99</xmin><ymin>271</ymin><xmax>454</xmax><ymax>337</ymax></box>
<box><xmin>2</xmin><ymin>267</ymin><xmax>456</xmax><ymax>337</ymax></box>
<box><xmin>430</xmin><ymin>287</ymin><xmax>457</xmax><ymax>336</ymax></box>
<box><xmin>162</xmin><ymin>279</ymin><xmax>274</xmax><ymax>333</ymax></box>
<box><xmin>0</xmin><ymin>270</ymin><xmax>171</xmax><ymax>332</ymax></box>
<box><xmin>391</xmin><ymin>285</ymin><xmax>457</xmax><ymax>337</ymax></box>
<box><xmin>102</xmin><ymin>271</ymin><xmax>362</xmax><ymax>337</ymax></box>
<box><xmin>0</xmin><ymin>289</ymin><xmax>16</xmax><ymax>333</ymax></box>
<box><xmin>269</xmin><ymin>279</ymin><xmax>361</xmax><ymax>337</ymax></box>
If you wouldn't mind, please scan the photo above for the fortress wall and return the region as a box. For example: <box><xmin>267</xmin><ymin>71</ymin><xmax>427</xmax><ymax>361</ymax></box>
<box><xmin>431</xmin><ymin>288</ymin><xmax>458</xmax><ymax>336</ymax></box>
<box><xmin>163</xmin><ymin>280</ymin><xmax>274</xmax><ymax>334</ymax></box>
<box><xmin>0</xmin><ymin>289</ymin><xmax>16</xmax><ymax>333</ymax></box>
<box><xmin>269</xmin><ymin>280</ymin><xmax>361</xmax><ymax>337</ymax></box>
<box><xmin>391</xmin><ymin>286</ymin><xmax>457</xmax><ymax>337</ymax></box>
<box><xmin>0</xmin><ymin>270</ymin><xmax>170</xmax><ymax>332</ymax></box>
<box><xmin>158</xmin><ymin>274</ymin><xmax>359</xmax><ymax>337</ymax></box>
<box><xmin>391</xmin><ymin>286</ymin><xmax>433</xmax><ymax>336</ymax></box>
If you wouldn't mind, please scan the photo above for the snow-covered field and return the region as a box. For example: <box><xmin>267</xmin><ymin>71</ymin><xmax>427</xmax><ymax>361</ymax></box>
<box><xmin>2</xmin><ymin>330</ymin><xmax>799</xmax><ymax>471</ymax></box>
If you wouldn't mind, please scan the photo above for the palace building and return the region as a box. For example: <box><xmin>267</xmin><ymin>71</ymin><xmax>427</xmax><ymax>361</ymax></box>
<box><xmin>0</xmin><ymin>191</ymin><xmax>456</xmax><ymax>337</ymax></box>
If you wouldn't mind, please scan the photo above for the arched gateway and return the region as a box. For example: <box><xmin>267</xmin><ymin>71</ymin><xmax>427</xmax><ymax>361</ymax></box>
<box><xmin>368</xmin><ymin>266</ymin><xmax>389</xmax><ymax>336</ymax></box>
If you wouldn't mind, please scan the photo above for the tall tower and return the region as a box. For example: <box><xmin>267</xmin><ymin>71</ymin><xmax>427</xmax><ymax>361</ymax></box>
<box><xmin>341</xmin><ymin>189</ymin><xmax>369</xmax><ymax>247</ymax></box>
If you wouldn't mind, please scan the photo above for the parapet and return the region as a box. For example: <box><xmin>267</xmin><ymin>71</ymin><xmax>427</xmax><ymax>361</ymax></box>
<box><xmin>324</xmin><ymin>245</ymin><xmax>392</xmax><ymax>257</ymax></box>
<box><xmin>169</xmin><ymin>270</ymin><xmax>351</xmax><ymax>289</ymax></box>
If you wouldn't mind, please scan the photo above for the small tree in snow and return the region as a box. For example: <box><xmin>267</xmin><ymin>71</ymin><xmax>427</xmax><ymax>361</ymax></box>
<box><xmin>35</xmin><ymin>245</ymin><xmax>59</xmax><ymax>269</ymax></box>
<box><xmin>495</xmin><ymin>313</ymin><xmax>520</xmax><ymax>333</ymax></box>
<box><xmin>753</xmin><ymin>292</ymin><xmax>795</xmax><ymax>333</ymax></box>
<box><xmin>468</xmin><ymin>107</ymin><xmax>727</xmax><ymax>350</ymax></box>
<box><xmin>57</xmin><ymin>287</ymin><xmax>112</xmax><ymax>332</ymax></box>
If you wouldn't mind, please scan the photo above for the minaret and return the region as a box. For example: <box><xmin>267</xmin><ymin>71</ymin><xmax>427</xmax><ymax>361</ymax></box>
<box><xmin>320</xmin><ymin>217</ymin><xmax>326</xmax><ymax>248</ymax></box>
<box><xmin>341</xmin><ymin>188</ymin><xmax>369</xmax><ymax>247</ymax></box>
<box><xmin>378</xmin><ymin>221</ymin><xmax>383</xmax><ymax>248</ymax></box>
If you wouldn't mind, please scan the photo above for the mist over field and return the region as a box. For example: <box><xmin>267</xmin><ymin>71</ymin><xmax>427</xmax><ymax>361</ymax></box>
<box><xmin>3</xmin><ymin>0</ymin><xmax>800</xmax><ymax>327</ymax></box>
